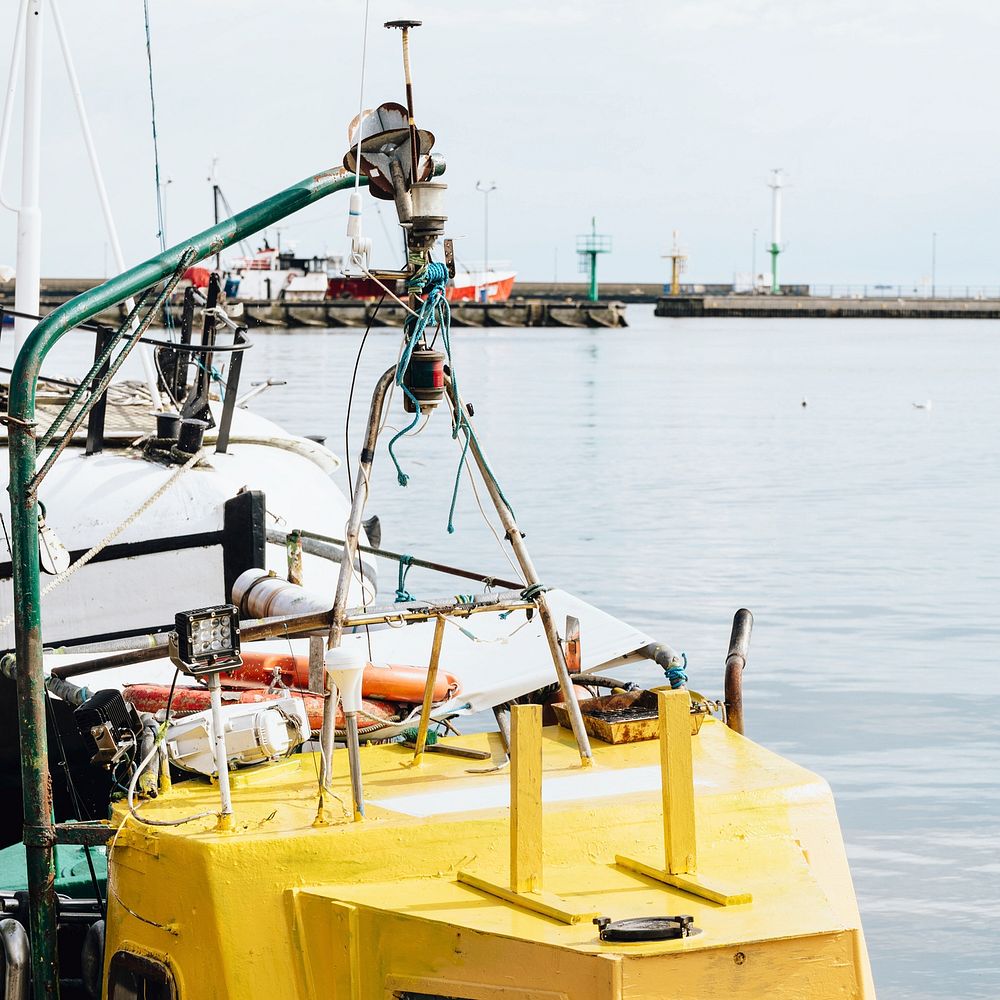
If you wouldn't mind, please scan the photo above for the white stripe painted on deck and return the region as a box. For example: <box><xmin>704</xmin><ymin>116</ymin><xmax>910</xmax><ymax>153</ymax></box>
<box><xmin>371</xmin><ymin>764</ymin><xmax>716</xmax><ymax>818</ymax></box>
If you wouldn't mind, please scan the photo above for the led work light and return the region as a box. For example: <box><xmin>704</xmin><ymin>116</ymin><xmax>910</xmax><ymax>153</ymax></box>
<box><xmin>169</xmin><ymin>604</ymin><xmax>242</xmax><ymax>676</ymax></box>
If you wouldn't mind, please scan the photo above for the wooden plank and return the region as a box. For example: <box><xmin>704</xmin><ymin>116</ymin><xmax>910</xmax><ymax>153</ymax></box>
<box><xmin>510</xmin><ymin>703</ymin><xmax>543</xmax><ymax>893</ymax></box>
<box><xmin>659</xmin><ymin>689</ymin><xmax>696</xmax><ymax>874</ymax></box>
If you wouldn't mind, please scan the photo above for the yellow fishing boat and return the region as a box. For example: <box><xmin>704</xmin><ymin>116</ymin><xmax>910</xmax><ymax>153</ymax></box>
<box><xmin>0</xmin><ymin>19</ymin><xmax>874</xmax><ymax>1000</ymax></box>
<box><xmin>102</xmin><ymin>687</ymin><xmax>875</xmax><ymax>999</ymax></box>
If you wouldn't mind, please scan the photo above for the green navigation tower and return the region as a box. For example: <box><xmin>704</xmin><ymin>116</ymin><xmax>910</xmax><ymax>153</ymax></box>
<box><xmin>576</xmin><ymin>218</ymin><xmax>612</xmax><ymax>301</ymax></box>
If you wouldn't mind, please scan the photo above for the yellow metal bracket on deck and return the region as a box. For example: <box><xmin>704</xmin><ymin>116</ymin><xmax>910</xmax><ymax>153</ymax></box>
<box><xmin>615</xmin><ymin>689</ymin><xmax>752</xmax><ymax>906</ymax></box>
<box><xmin>457</xmin><ymin>704</ymin><xmax>600</xmax><ymax>925</ymax></box>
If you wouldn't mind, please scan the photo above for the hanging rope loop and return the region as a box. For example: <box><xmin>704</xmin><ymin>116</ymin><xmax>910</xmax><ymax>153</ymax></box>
<box><xmin>394</xmin><ymin>553</ymin><xmax>416</xmax><ymax>603</ymax></box>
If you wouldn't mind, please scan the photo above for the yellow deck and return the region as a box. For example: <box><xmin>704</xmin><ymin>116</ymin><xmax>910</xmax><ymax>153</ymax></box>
<box><xmin>105</xmin><ymin>718</ymin><xmax>875</xmax><ymax>998</ymax></box>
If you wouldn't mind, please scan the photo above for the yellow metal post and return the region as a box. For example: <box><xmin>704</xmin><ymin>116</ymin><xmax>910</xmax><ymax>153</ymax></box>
<box><xmin>457</xmin><ymin>703</ymin><xmax>598</xmax><ymax>923</ymax></box>
<box><xmin>659</xmin><ymin>689</ymin><xmax>697</xmax><ymax>874</ymax></box>
<box><xmin>411</xmin><ymin>616</ymin><xmax>447</xmax><ymax>764</ymax></box>
<box><xmin>616</xmin><ymin>688</ymin><xmax>752</xmax><ymax>906</ymax></box>
<box><xmin>510</xmin><ymin>703</ymin><xmax>543</xmax><ymax>893</ymax></box>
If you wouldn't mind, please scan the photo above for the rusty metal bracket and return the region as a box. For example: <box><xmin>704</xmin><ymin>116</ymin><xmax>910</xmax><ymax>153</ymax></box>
<box><xmin>54</xmin><ymin>823</ymin><xmax>114</xmax><ymax>847</ymax></box>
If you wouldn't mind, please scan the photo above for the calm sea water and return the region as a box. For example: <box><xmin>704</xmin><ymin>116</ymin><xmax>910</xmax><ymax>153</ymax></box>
<box><xmin>238</xmin><ymin>306</ymin><xmax>999</xmax><ymax>1000</ymax></box>
<box><xmin>41</xmin><ymin>305</ymin><xmax>1000</xmax><ymax>998</ymax></box>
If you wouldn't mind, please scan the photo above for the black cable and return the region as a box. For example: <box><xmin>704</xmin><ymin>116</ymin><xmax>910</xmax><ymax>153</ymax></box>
<box><xmin>345</xmin><ymin>293</ymin><xmax>386</xmax><ymax>501</ymax></box>
<box><xmin>43</xmin><ymin>689</ymin><xmax>105</xmax><ymax>917</ymax></box>
<box><xmin>164</xmin><ymin>668</ymin><xmax>180</xmax><ymax>723</ymax></box>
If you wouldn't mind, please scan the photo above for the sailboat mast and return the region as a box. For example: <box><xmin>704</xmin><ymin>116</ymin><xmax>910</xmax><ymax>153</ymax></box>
<box><xmin>12</xmin><ymin>0</ymin><xmax>42</xmax><ymax>356</ymax></box>
<box><xmin>210</xmin><ymin>157</ymin><xmax>222</xmax><ymax>271</ymax></box>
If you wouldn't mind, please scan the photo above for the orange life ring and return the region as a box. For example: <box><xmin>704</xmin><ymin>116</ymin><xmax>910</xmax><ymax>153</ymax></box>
<box><xmin>221</xmin><ymin>652</ymin><xmax>460</xmax><ymax>703</ymax></box>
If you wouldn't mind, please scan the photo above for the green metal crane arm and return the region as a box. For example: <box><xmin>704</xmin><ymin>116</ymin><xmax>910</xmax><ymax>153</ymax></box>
<box><xmin>2</xmin><ymin>159</ymin><xmax>432</xmax><ymax>1000</ymax></box>
<box><xmin>9</xmin><ymin>164</ymin><xmax>368</xmax><ymax>414</ymax></box>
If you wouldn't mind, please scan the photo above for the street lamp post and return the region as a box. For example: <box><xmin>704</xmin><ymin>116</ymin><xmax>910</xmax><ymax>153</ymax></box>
<box><xmin>931</xmin><ymin>231</ymin><xmax>937</xmax><ymax>298</ymax></box>
<box><xmin>476</xmin><ymin>180</ymin><xmax>496</xmax><ymax>302</ymax></box>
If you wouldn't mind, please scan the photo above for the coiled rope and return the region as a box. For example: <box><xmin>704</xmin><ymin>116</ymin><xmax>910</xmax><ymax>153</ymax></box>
<box><xmin>665</xmin><ymin>652</ymin><xmax>689</xmax><ymax>690</ymax></box>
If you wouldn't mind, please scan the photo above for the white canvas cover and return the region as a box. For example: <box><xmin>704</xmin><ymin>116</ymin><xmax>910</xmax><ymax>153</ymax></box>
<box><xmin>45</xmin><ymin>589</ymin><xmax>653</xmax><ymax>723</ymax></box>
<box><xmin>357</xmin><ymin>588</ymin><xmax>653</xmax><ymax>716</ymax></box>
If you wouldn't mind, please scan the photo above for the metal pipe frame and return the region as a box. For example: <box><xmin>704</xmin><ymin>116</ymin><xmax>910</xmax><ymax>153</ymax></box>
<box><xmin>320</xmin><ymin>365</ymin><xmax>397</xmax><ymax>793</ymax></box>
<box><xmin>445</xmin><ymin>384</ymin><xmax>593</xmax><ymax>766</ymax></box>
<box><xmin>723</xmin><ymin>608</ymin><xmax>753</xmax><ymax>735</ymax></box>
<box><xmin>46</xmin><ymin>593</ymin><xmax>531</xmax><ymax>681</ymax></box>
<box><xmin>5</xmin><ymin>162</ymin><xmax>385</xmax><ymax>1000</ymax></box>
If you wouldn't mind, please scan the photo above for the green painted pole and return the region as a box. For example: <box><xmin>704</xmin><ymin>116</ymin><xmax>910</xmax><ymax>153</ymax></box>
<box><xmin>5</xmin><ymin>160</ymin><xmax>425</xmax><ymax>1000</ymax></box>
<box><xmin>769</xmin><ymin>243</ymin><xmax>780</xmax><ymax>294</ymax></box>
<box><xmin>589</xmin><ymin>252</ymin><xmax>598</xmax><ymax>302</ymax></box>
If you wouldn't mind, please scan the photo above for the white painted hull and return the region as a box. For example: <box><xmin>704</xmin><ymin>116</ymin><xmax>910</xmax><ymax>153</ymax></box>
<box><xmin>0</xmin><ymin>404</ymin><xmax>372</xmax><ymax>651</ymax></box>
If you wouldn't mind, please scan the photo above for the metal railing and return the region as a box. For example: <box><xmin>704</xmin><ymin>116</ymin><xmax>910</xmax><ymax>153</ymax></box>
<box><xmin>808</xmin><ymin>284</ymin><xmax>1000</xmax><ymax>300</ymax></box>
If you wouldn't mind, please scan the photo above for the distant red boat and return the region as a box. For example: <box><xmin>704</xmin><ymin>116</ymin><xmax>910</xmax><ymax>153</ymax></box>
<box><xmin>446</xmin><ymin>267</ymin><xmax>516</xmax><ymax>303</ymax></box>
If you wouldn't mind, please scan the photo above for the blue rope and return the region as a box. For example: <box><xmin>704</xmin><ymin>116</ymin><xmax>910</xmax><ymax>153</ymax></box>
<box><xmin>386</xmin><ymin>263</ymin><xmax>450</xmax><ymax>486</ymax></box>
<box><xmin>388</xmin><ymin>260</ymin><xmax>518</xmax><ymax>534</ymax></box>
<box><xmin>395</xmin><ymin>553</ymin><xmax>415</xmax><ymax>603</ymax></box>
<box><xmin>665</xmin><ymin>652</ymin><xmax>688</xmax><ymax>690</ymax></box>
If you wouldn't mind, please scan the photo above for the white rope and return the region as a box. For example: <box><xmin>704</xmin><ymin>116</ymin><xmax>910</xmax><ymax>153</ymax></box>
<box><xmin>0</xmin><ymin>448</ymin><xmax>206</xmax><ymax>633</ymax></box>
<box><xmin>351</xmin><ymin>252</ymin><xmax>420</xmax><ymax>318</ymax></box>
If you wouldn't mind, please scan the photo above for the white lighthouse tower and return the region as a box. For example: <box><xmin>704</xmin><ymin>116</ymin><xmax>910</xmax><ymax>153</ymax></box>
<box><xmin>767</xmin><ymin>168</ymin><xmax>784</xmax><ymax>294</ymax></box>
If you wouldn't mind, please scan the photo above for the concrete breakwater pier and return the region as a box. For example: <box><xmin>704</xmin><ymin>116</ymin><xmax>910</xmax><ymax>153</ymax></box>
<box><xmin>0</xmin><ymin>278</ymin><xmax>627</xmax><ymax>329</ymax></box>
<box><xmin>230</xmin><ymin>297</ymin><xmax>627</xmax><ymax>329</ymax></box>
<box><xmin>656</xmin><ymin>294</ymin><xmax>1000</xmax><ymax>319</ymax></box>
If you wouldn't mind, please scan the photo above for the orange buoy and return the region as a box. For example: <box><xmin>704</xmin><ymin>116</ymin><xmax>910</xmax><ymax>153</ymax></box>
<box><xmin>123</xmin><ymin>684</ymin><xmax>398</xmax><ymax>733</ymax></box>
<box><xmin>221</xmin><ymin>652</ymin><xmax>459</xmax><ymax>704</ymax></box>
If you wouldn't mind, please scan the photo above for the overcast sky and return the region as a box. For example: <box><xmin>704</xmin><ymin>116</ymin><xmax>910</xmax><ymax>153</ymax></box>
<box><xmin>1</xmin><ymin>0</ymin><xmax>999</xmax><ymax>287</ymax></box>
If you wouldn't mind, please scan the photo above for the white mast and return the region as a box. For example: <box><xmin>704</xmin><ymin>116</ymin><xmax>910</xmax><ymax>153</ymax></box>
<box><xmin>12</xmin><ymin>0</ymin><xmax>42</xmax><ymax>355</ymax></box>
<box><xmin>1</xmin><ymin>1</ymin><xmax>162</xmax><ymax>402</ymax></box>
<box><xmin>49</xmin><ymin>0</ymin><xmax>161</xmax><ymax>402</ymax></box>
<box><xmin>767</xmin><ymin>167</ymin><xmax>784</xmax><ymax>294</ymax></box>
<box><xmin>0</xmin><ymin>1</ymin><xmax>28</xmax><ymax>216</ymax></box>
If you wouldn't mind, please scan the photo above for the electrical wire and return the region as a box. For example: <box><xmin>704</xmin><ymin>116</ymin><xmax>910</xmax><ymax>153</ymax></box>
<box><xmin>345</xmin><ymin>293</ymin><xmax>385</xmax><ymax>502</ymax></box>
<box><xmin>463</xmin><ymin>450</ymin><xmax>525</xmax><ymax>585</ymax></box>
<box><xmin>126</xmin><ymin>669</ymin><xmax>214</xmax><ymax>828</ymax></box>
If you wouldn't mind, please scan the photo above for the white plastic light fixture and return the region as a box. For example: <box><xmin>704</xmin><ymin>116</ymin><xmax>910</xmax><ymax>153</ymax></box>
<box><xmin>325</xmin><ymin>637</ymin><xmax>367</xmax><ymax>713</ymax></box>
